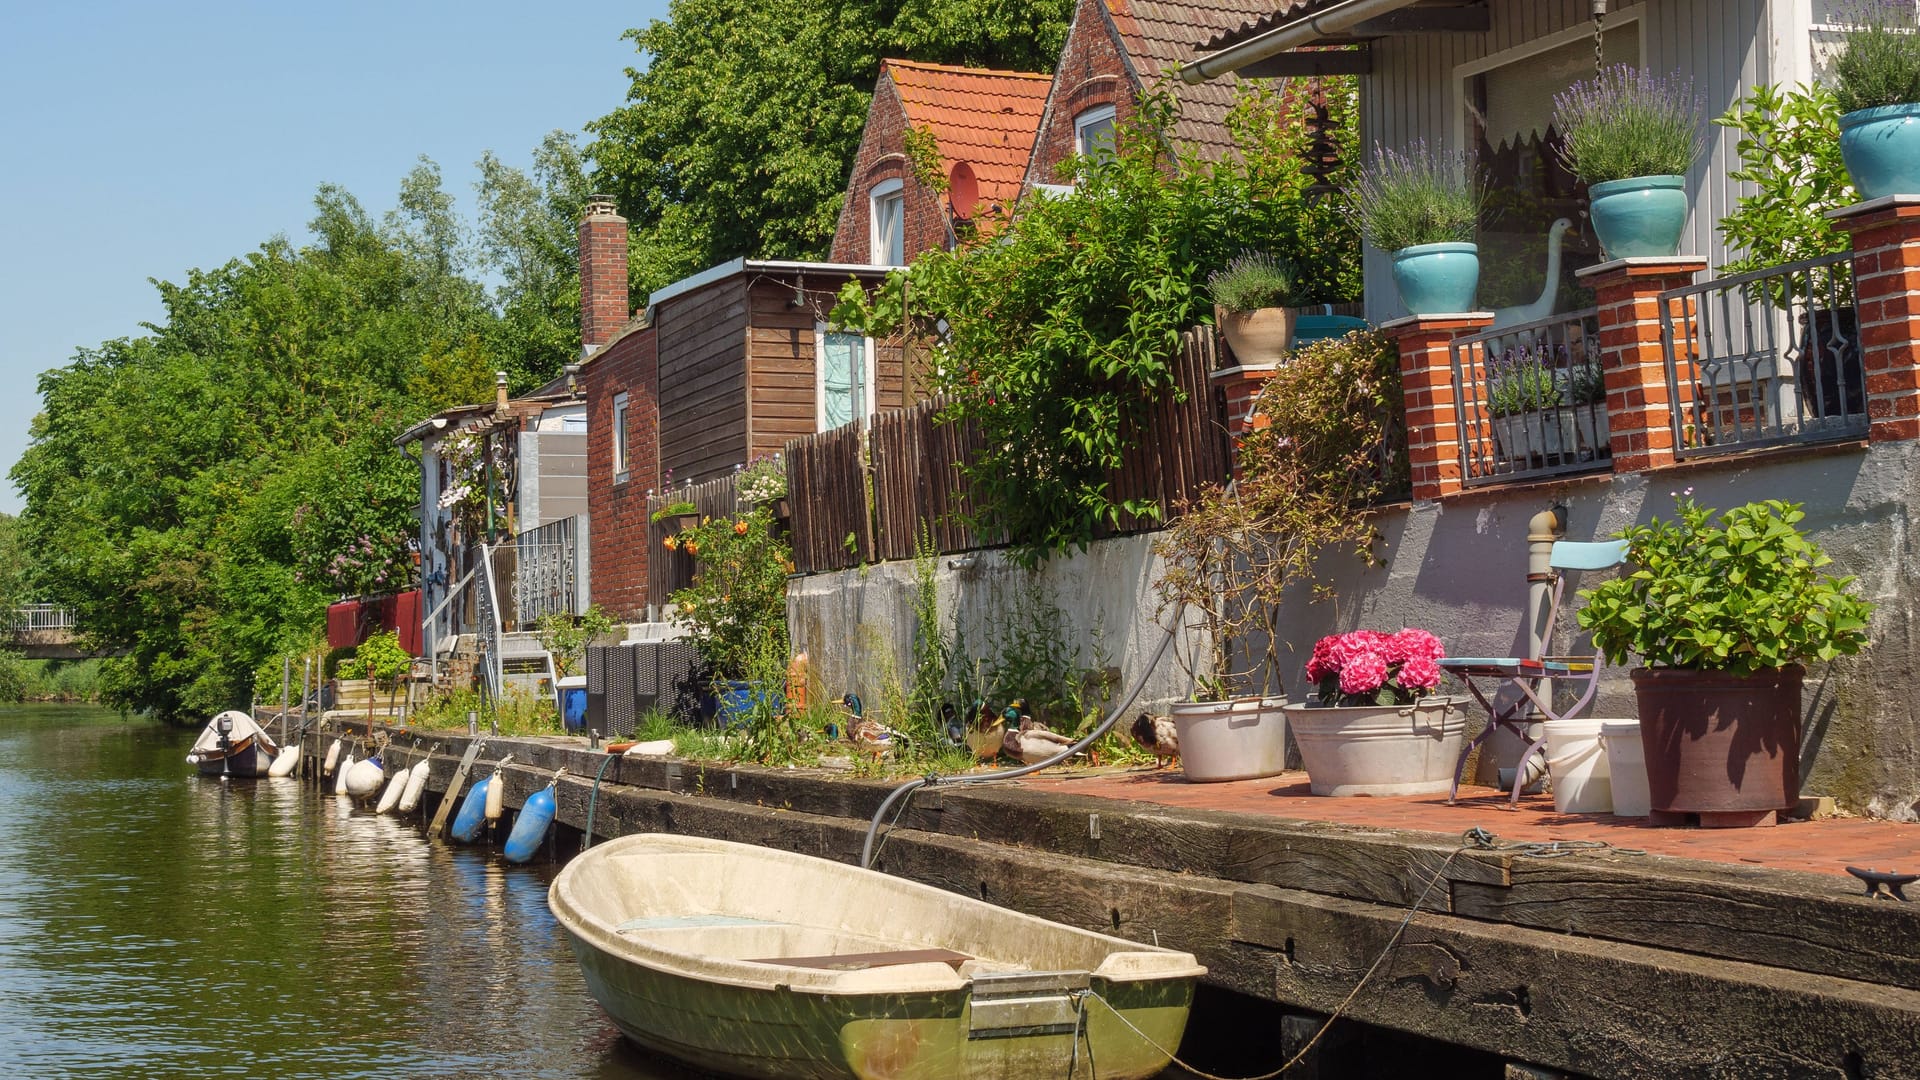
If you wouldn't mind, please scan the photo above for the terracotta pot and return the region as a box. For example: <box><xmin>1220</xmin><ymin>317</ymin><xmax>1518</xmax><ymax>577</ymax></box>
<box><xmin>1215</xmin><ymin>306</ymin><xmax>1295</xmax><ymax>368</ymax></box>
<box><xmin>1630</xmin><ymin>665</ymin><xmax>1802</xmax><ymax>818</ymax></box>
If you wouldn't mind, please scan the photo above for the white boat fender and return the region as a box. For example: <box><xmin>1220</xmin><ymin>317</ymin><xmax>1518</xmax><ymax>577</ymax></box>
<box><xmin>484</xmin><ymin>755</ymin><xmax>515</xmax><ymax>821</ymax></box>
<box><xmin>334</xmin><ymin>753</ymin><xmax>354</xmax><ymax>796</ymax></box>
<box><xmin>375</xmin><ymin>761</ymin><xmax>407</xmax><ymax>813</ymax></box>
<box><xmin>345</xmin><ymin>755</ymin><xmax>384</xmax><ymax>799</ymax></box>
<box><xmin>322</xmin><ymin>739</ymin><xmax>342</xmax><ymax>777</ymax></box>
<box><xmin>267</xmin><ymin>742</ymin><xmax>301</xmax><ymax>778</ymax></box>
<box><xmin>398</xmin><ymin>759</ymin><xmax>431</xmax><ymax>813</ymax></box>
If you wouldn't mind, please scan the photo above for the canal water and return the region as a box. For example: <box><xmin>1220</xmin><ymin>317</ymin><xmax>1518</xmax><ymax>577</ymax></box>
<box><xmin>0</xmin><ymin>704</ymin><xmax>712</xmax><ymax>1079</ymax></box>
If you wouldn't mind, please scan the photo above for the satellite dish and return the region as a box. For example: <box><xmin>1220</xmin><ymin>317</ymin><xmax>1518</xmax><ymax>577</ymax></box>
<box><xmin>947</xmin><ymin>161</ymin><xmax>979</xmax><ymax>219</ymax></box>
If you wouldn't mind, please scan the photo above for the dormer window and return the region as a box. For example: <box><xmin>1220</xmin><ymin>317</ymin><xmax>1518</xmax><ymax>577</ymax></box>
<box><xmin>870</xmin><ymin>178</ymin><xmax>905</xmax><ymax>266</ymax></box>
<box><xmin>1074</xmin><ymin>105</ymin><xmax>1117</xmax><ymax>160</ymax></box>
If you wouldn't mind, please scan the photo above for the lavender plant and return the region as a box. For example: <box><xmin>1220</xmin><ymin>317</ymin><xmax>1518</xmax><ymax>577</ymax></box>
<box><xmin>1351</xmin><ymin>141</ymin><xmax>1484</xmax><ymax>253</ymax></box>
<box><xmin>1833</xmin><ymin>1</ymin><xmax>1920</xmax><ymax>114</ymax></box>
<box><xmin>1553</xmin><ymin>65</ymin><xmax>1704</xmax><ymax>184</ymax></box>
<box><xmin>1208</xmin><ymin>251</ymin><xmax>1296</xmax><ymax>312</ymax></box>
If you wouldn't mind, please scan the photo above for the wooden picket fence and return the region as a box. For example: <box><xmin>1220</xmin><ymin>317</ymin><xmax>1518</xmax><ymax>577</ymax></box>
<box><xmin>786</xmin><ymin>326</ymin><xmax>1232</xmax><ymax>573</ymax></box>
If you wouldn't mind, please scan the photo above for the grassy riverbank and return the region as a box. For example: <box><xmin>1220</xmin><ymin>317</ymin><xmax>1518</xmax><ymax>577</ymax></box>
<box><xmin>0</xmin><ymin>655</ymin><xmax>103</xmax><ymax>703</ymax></box>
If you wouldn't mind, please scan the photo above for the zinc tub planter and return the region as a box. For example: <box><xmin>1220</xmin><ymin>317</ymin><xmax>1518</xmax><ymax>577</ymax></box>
<box><xmin>1839</xmin><ymin>104</ymin><xmax>1920</xmax><ymax>199</ymax></box>
<box><xmin>1588</xmin><ymin>175</ymin><xmax>1689</xmax><ymax>258</ymax></box>
<box><xmin>1390</xmin><ymin>243</ymin><xmax>1479</xmax><ymax>315</ymax></box>
<box><xmin>1630</xmin><ymin>665</ymin><xmax>1803</xmax><ymax>826</ymax></box>
<box><xmin>1169</xmin><ymin>696</ymin><xmax>1288</xmax><ymax>782</ymax></box>
<box><xmin>1282</xmin><ymin>697</ymin><xmax>1469</xmax><ymax>796</ymax></box>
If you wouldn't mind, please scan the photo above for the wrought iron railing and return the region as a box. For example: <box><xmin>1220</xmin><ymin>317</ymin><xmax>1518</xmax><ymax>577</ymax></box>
<box><xmin>1660</xmin><ymin>252</ymin><xmax>1867</xmax><ymax>458</ymax></box>
<box><xmin>1449</xmin><ymin>308</ymin><xmax>1611</xmax><ymax>487</ymax></box>
<box><xmin>4</xmin><ymin>605</ymin><xmax>74</xmax><ymax>632</ymax></box>
<box><xmin>510</xmin><ymin>515</ymin><xmax>583</xmax><ymax>625</ymax></box>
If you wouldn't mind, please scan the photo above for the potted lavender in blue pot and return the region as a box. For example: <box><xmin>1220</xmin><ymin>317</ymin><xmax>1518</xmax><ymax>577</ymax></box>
<box><xmin>1834</xmin><ymin>2</ymin><xmax>1920</xmax><ymax>199</ymax></box>
<box><xmin>1353</xmin><ymin>142</ymin><xmax>1485</xmax><ymax>315</ymax></box>
<box><xmin>1554</xmin><ymin>66</ymin><xmax>1704</xmax><ymax>259</ymax></box>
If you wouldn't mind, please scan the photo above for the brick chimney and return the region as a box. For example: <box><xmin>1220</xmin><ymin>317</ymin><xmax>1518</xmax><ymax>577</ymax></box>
<box><xmin>578</xmin><ymin>194</ymin><xmax>629</xmax><ymax>355</ymax></box>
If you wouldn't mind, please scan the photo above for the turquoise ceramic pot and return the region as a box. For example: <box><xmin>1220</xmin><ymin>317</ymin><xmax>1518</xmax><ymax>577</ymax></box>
<box><xmin>1390</xmin><ymin>242</ymin><xmax>1479</xmax><ymax>315</ymax></box>
<box><xmin>1840</xmin><ymin>104</ymin><xmax>1920</xmax><ymax>200</ymax></box>
<box><xmin>1589</xmin><ymin>175</ymin><xmax>1689</xmax><ymax>258</ymax></box>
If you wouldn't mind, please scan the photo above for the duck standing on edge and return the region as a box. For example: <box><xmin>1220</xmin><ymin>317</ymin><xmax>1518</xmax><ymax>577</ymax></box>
<box><xmin>1131</xmin><ymin>712</ymin><xmax>1180</xmax><ymax>769</ymax></box>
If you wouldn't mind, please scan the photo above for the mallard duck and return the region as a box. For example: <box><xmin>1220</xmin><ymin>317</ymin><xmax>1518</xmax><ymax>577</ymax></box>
<box><xmin>963</xmin><ymin>698</ymin><xmax>1005</xmax><ymax>761</ymax></box>
<box><xmin>839</xmin><ymin>692</ymin><xmax>899</xmax><ymax>755</ymax></box>
<box><xmin>1131</xmin><ymin>712</ymin><xmax>1180</xmax><ymax>769</ymax></box>
<box><xmin>1002</xmin><ymin>717</ymin><xmax>1076</xmax><ymax>765</ymax></box>
<box><xmin>940</xmin><ymin>702</ymin><xmax>966</xmax><ymax>747</ymax></box>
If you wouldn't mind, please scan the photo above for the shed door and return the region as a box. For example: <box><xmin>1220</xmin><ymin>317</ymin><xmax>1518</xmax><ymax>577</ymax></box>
<box><xmin>817</xmin><ymin>329</ymin><xmax>871</xmax><ymax>430</ymax></box>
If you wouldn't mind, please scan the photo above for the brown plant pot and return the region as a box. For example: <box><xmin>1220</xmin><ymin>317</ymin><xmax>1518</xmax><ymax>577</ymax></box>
<box><xmin>1630</xmin><ymin>665</ymin><xmax>1803</xmax><ymax>821</ymax></box>
<box><xmin>1215</xmin><ymin>305</ymin><xmax>1295</xmax><ymax>368</ymax></box>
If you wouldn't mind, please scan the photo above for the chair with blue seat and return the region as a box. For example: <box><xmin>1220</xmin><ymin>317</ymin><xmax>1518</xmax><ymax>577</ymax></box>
<box><xmin>1440</xmin><ymin>537</ymin><xmax>1630</xmax><ymax>807</ymax></box>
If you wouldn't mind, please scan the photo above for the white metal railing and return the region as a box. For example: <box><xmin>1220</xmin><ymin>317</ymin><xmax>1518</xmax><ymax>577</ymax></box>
<box><xmin>4</xmin><ymin>605</ymin><xmax>75</xmax><ymax>633</ymax></box>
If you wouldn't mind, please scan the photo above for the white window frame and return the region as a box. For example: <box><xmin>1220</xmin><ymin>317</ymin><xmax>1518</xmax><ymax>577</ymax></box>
<box><xmin>869</xmin><ymin>178</ymin><xmax>905</xmax><ymax>267</ymax></box>
<box><xmin>1074</xmin><ymin>104</ymin><xmax>1118</xmax><ymax>159</ymax></box>
<box><xmin>612</xmin><ymin>391</ymin><xmax>630</xmax><ymax>483</ymax></box>
<box><xmin>814</xmin><ymin>323</ymin><xmax>878</xmax><ymax>430</ymax></box>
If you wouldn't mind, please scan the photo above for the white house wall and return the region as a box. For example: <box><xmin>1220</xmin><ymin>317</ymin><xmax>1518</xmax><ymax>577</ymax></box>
<box><xmin>1359</xmin><ymin>0</ymin><xmax>1811</xmax><ymax>322</ymax></box>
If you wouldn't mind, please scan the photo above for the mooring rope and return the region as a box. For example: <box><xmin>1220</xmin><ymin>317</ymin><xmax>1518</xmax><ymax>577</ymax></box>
<box><xmin>1073</xmin><ymin>828</ymin><xmax>1643</xmax><ymax>1078</ymax></box>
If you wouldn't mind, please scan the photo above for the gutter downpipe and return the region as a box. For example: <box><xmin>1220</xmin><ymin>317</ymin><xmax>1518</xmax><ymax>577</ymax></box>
<box><xmin>1177</xmin><ymin>0</ymin><xmax>1418</xmax><ymax>84</ymax></box>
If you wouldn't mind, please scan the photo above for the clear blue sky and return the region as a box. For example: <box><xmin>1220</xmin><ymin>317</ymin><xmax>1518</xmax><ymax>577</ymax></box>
<box><xmin>0</xmin><ymin>1</ymin><xmax>669</xmax><ymax>515</ymax></box>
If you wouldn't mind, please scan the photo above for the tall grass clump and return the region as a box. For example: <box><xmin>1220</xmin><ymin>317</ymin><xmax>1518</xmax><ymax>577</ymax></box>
<box><xmin>1833</xmin><ymin>1</ymin><xmax>1920</xmax><ymax>113</ymax></box>
<box><xmin>1352</xmin><ymin>141</ymin><xmax>1484</xmax><ymax>253</ymax></box>
<box><xmin>1554</xmin><ymin>65</ymin><xmax>1704</xmax><ymax>183</ymax></box>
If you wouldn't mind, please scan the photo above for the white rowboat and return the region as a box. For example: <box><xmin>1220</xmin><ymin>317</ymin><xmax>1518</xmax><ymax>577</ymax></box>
<box><xmin>549</xmin><ymin>834</ymin><xmax>1203</xmax><ymax>1079</ymax></box>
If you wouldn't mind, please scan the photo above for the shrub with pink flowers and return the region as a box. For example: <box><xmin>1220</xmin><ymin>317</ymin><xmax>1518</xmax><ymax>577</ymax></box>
<box><xmin>1305</xmin><ymin>628</ymin><xmax>1447</xmax><ymax>706</ymax></box>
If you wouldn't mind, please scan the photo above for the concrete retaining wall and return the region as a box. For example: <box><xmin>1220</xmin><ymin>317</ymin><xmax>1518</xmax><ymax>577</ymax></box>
<box><xmin>790</xmin><ymin>440</ymin><xmax>1920</xmax><ymax>817</ymax></box>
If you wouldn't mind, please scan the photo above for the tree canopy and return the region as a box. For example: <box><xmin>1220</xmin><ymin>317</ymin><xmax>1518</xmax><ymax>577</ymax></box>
<box><xmin>587</xmin><ymin>0</ymin><xmax>1075</xmax><ymax>294</ymax></box>
<box><xmin>13</xmin><ymin>148</ymin><xmax>585</xmax><ymax>720</ymax></box>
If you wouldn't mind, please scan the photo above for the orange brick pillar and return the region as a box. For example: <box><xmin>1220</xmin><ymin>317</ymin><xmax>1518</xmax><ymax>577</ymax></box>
<box><xmin>1831</xmin><ymin>196</ymin><xmax>1920</xmax><ymax>441</ymax></box>
<box><xmin>1209</xmin><ymin>363</ymin><xmax>1282</xmax><ymax>479</ymax></box>
<box><xmin>1575</xmin><ymin>257</ymin><xmax>1706</xmax><ymax>473</ymax></box>
<box><xmin>1383</xmin><ymin>313</ymin><xmax>1492</xmax><ymax>501</ymax></box>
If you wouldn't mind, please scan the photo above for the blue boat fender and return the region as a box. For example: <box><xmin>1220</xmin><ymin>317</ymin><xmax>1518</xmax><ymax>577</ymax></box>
<box><xmin>451</xmin><ymin>775</ymin><xmax>492</xmax><ymax>843</ymax></box>
<box><xmin>504</xmin><ymin>769</ymin><xmax>566</xmax><ymax>864</ymax></box>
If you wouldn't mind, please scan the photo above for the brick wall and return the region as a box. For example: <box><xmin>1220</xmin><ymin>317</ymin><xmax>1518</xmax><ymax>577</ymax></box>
<box><xmin>1024</xmin><ymin>0</ymin><xmax>1135</xmax><ymax>190</ymax></box>
<box><xmin>829</xmin><ymin>77</ymin><xmax>952</xmax><ymax>265</ymax></box>
<box><xmin>583</xmin><ymin>325</ymin><xmax>658</xmax><ymax>620</ymax></box>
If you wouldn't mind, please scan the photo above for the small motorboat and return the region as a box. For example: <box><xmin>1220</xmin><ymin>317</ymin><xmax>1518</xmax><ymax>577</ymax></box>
<box><xmin>549</xmin><ymin>834</ymin><xmax>1203</xmax><ymax>1080</ymax></box>
<box><xmin>185</xmin><ymin>710</ymin><xmax>279</xmax><ymax>778</ymax></box>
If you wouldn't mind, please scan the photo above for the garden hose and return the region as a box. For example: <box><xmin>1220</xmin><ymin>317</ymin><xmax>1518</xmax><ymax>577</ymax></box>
<box><xmin>860</xmin><ymin>610</ymin><xmax>1182</xmax><ymax>868</ymax></box>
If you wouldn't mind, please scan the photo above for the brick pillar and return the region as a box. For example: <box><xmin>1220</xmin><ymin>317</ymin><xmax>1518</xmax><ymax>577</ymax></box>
<box><xmin>1383</xmin><ymin>313</ymin><xmax>1492</xmax><ymax>501</ymax></box>
<box><xmin>1575</xmin><ymin>257</ymin><xmax>1706</xmax><ymax>473</ymax></box>
<box><xmin>1831</xmin><ymin>196</ymin><xmax>1920</xmax><ymax>441</ymax></box>
<box><xmin>1209</xmin><ymin>363</ymin><xmax>1281</xmax><ymax>479</ymax></box>
<box><xmin>578</xmin><ymin>195</ymin><xmax>629</xmax><ymax>352</ymax></box>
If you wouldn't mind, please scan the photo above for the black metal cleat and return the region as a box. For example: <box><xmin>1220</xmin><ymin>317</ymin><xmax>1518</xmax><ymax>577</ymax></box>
<box><xmin>1846</xmin><ymin>866</ymin><xmax>1918</xmax><ymax>901</ymax></box>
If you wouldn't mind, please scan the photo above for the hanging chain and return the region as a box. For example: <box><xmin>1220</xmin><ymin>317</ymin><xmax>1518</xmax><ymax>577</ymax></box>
<box><xmin>1592</xmin><ymin>1</ymin><xmax>1606</xmax><ymax>76</ymax></box>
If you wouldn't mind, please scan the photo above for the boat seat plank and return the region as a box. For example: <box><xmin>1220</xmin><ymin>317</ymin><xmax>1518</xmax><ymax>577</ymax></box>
<box><xmin>745</xmin><ymin>947</ymin><xmax>973</xmax><ymax>971</ymax></box>
<box><xmin>616</xmin><ymin>915</ymin><xmax>787</xmax><ymax>932</ymax></box>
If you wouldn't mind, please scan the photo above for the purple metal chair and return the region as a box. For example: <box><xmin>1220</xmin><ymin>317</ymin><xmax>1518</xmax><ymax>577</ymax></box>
<box><xmin>1439</xmin><ymin>538</ymin><xmax>1629</xmax><ymax>807</ymax></box>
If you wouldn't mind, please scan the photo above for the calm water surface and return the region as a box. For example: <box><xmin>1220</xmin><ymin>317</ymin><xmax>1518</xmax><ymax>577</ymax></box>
<box><xmin>0</xmin><ymin>705</ymin><xmax>714</xmax><ymax>1079</ymax></box>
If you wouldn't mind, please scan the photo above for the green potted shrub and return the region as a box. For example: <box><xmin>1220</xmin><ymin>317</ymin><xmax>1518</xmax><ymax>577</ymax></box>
<box><xmin>1833</xmin><ymin>2</ymin><xmax>1920</xmax><ymax>199</ymax></box>
<box><xmin>1553</xmin><ymin>65</ymin><xmax>1704</xmax><ymax>258</ymax></box>
<box><xmin>1208</xmin><ymin>251</ymin><xmax>1296</xmax><ymax>368</ymax></box>
<box><xmin>1354</xmin><ymin>142</ymin><xmax>1485</xmax><ymax>315</ymax></box>
<box><xmin>666</xmin><ymin>508</ymin><xmax>794</xmax><ymax>726</ymax></box>
<box><xmin>1577</xmin><ymin>494</ymin><xmax>1874</xmax><ymax>826</ymax></box>
<box><xmin>650</xmin><ymin>499</ymin><xmax>700</xmax><ymax>534</ymax></box>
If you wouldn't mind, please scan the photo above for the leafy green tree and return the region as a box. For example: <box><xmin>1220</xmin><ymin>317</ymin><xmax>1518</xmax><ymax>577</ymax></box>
<box><xmin>476</xmin><ymin>131</ymin><xmax>594</xmax><ymax>393</ymax></box>
<box><xmin>587</xmin><ymin>0</ymin><xmax>1074</xmax><ymax>292</ymax></box>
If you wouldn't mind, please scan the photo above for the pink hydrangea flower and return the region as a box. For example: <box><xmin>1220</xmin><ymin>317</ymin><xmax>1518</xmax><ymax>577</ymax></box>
<box><xmin>1338</xmin><ymin>650</ymin><xmax>1389</xmax><ymax>695</ymax></box>
<box><xmin>1398</xmin><ymin>655</ymin><xmax>1443</xmax><ymax>692</ymax></box>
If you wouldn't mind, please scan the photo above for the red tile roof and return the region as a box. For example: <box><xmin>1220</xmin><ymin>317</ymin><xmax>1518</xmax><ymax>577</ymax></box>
<box><xmin>880</xmin><ymin>59</ymin><xmax>1052</xmax><ymax>213</ymax></box>
<box><xmin>1106</xmin><ymin>0</ymin><xmax>1297</xmax><ymax>161</ymax></box>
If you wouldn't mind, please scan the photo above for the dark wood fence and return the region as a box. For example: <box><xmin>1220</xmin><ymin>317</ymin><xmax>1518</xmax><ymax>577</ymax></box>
<box><xmin>646</xmin><ymin>475</ymin><xmax>743</xmax><ymax>606</ymax></box>
<box><xmin>786</xmin><ymin>326</ymin><xmax>1231</xmax><ymax>573</ymax></box>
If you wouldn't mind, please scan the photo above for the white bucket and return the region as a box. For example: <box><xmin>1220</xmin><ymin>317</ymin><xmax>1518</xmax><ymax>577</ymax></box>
<box><xmin>1170</xmin><ymin>697</ymin><xmax>1288</xmax><ymax>782</ymax></box>
<box><xmin>1544</xmin><ymin>717</ymin><xmax>1614</xmax><ymax>814</ymax></box>
<box><xmin>1600</xmin><ymin>721</ymin><xmax>1651</xmax><ymax>817</ymax></box>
